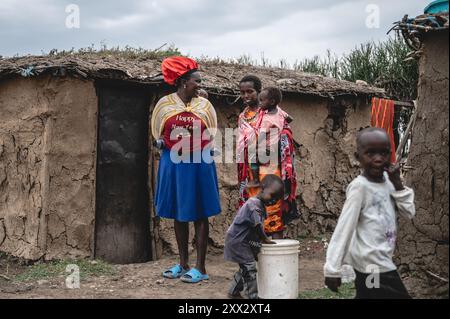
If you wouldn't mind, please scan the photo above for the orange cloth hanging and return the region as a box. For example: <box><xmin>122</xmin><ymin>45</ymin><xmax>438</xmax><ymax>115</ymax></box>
<box><xmin>371</xmin><ymin>97</ymin><xmax>396</xmax><ymax>163</ymax></box>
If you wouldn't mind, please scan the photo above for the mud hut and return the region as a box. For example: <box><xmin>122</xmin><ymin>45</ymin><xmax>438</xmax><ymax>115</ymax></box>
<box><xmin>0</xmin><ymin>54</ymin><xmax>385</xmax><ymax>263</ymax></box>
<box><xmin>392</xmin><ymin>11</ymin><xmax>449</xmax><ymax>297</ymax></box>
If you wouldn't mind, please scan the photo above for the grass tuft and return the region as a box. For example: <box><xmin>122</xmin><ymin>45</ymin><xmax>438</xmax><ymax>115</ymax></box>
<box><xmin>14</xmin><ymin>259</ymin><xmax>116</xmax><ymax>282</ymax></box>
<box><xmin>299</xmin><ymin>283</ymin><xmax>356</xmax><ymax>299</ymax></box>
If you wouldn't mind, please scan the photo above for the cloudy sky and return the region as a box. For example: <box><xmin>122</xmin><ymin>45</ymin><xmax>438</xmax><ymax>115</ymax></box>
<box><xmin>1</xmin><ymin>0</ymin><xmax>430</xmax><ymax>64</ymax></box>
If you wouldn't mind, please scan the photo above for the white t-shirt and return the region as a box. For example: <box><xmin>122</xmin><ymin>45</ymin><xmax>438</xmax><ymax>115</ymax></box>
<box><xmin>324</xmin><ymin>173</ymin><xmax>415</xmax><ymax>277</ymax></box>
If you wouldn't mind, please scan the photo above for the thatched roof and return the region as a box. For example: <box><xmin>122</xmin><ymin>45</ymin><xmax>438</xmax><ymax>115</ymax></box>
<box><xmin>0</xmin><ymin>54</ymin><xmax>385</xmax><ymax>99</ymax></box>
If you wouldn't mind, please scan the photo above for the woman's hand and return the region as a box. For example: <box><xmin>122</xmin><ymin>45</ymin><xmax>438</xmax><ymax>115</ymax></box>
<box><xmin>153</xmin><ymin>138</ymin><xmax>165</xmax><ymax>150</ymax></box>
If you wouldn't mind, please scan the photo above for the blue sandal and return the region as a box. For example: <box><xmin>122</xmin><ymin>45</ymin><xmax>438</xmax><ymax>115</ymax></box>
<box><xmin>162</xmin><ymin>264</ymin><xmax>188</xmax><ymax>279</ymax></box>
<box><xmin>180</xmin><ymin>268</ymin><xmax>209</xmax><ymax>283</ymax></box>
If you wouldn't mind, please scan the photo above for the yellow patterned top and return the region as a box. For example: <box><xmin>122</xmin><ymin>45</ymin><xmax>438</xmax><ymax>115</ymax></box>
<box><xmin>151</xmin><ymin>93</ymin><xmax>218</xmax><ymax>140</ymax></box>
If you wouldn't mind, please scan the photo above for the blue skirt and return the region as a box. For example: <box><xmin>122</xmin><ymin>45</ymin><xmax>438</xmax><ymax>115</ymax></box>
<box><xmin>155</xmin><ymin>149</ymin><xmax>221</xmax><ymax>222</ymax></box>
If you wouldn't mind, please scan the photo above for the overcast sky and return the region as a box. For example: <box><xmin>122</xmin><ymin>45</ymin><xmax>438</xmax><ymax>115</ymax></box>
<box><xmin>1</xmin><ymin>0</ymin><xmax>430</xmax><ymax>64</ymax></box>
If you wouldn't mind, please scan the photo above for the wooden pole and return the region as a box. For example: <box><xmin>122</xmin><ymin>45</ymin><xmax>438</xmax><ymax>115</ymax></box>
<box><xmin>395</xmin><ymin>101</ymin><xmax>417</xmax><ymax>161</ymax></box>
<box><xmin>394</xmin><ymin>100</ymin><xmax>415</xmax><ymax>108</ymax></box>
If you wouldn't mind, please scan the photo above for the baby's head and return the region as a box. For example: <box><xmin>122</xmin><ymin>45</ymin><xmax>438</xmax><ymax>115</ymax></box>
<box><xmin>259</xmin><ymin>174</ymin><xmax>284</xmax><ymax>206</ymax></box>
<box><xmin>197</xmin><ymin>89</ymin><xmax>209</xmax><ymax>99</ymax></box>
<box><xmin>355</xmin><ymin>127</ymin><xmax>391</xmax><ymax>179</ymax></box>
<box><xmin>259</xmin><ymin>87</ymin><xmax>282</xmax><ymax>111</ymax></box>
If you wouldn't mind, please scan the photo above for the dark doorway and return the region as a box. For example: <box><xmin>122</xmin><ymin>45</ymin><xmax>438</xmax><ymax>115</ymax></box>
<box><xmin>94</xmin><ymin>80</ymin><xmax>153</xmax><ymax>264</ymax></box>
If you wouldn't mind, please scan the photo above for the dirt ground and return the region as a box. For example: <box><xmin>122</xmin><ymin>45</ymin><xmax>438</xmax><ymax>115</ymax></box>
<box><xmin>0</xmin><ymin>240</ymin><xmax>326</xmax><ymax>299</ymax></box>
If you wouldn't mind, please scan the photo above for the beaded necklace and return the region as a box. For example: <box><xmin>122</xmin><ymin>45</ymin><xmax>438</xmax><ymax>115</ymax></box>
<box><xmin>242</xmin><ymin>107</ymin><xmax>259</xmax><ymax>124</ymax></box>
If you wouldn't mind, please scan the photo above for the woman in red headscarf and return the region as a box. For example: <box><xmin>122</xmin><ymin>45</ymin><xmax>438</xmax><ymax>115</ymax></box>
<box><xmin>151</xmin><ymin>57</ymin><xmax>221</xmax><ymax>283</ymax></box>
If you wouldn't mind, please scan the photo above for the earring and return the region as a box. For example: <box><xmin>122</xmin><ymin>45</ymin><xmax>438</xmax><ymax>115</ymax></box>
<box><xmin>184</xmin><ymin>84</ymin><xmax>187</xmax><ymax>89</ymax></box>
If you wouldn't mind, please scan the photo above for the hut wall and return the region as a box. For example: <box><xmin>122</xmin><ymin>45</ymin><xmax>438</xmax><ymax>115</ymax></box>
<box><xmin>396</xmin><ymin>31</ymin><xmax>449</xmax><ymax>298</ymax></box>
<box><xmin>155</xmin><ymin>94</ymin><xmax>371</xmax><ymax>255</ymax></box>
<box><xmin>282</xmin><ymin>95</ymin><xmax>370</xmax><ymax>238</ymax></box>
<box><xmin>1</xmin><ymin>75</ymin><xmax>372</xmax><ymax>261</ymax></box>
<box><xmin>0</xmin><ymin>75</ymin><xmax>98</xmax><ymax>260</ymax></box>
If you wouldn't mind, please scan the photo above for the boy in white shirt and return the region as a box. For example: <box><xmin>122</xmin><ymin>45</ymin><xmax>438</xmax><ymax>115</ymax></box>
<box><xmin>324</xmin><ymin>127</ymin><xmax>415</xmax><ymax>299</ymax></box>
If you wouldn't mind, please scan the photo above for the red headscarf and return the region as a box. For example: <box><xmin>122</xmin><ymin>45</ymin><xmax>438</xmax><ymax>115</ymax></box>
<box><xmin>161</xmin><ymin>56</ymin><xmax>198</xmax><ymax>85</ymax></box>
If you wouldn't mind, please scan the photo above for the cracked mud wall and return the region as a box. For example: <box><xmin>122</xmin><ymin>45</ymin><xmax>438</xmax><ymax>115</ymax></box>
<box><xmin>0</xmin><ymin>75</ymin><xmax>98</xmax><ymax>260</ymax></box>
<box><xmin>283</xmin><ymin>95</ymin><xmax>370</xmax><ymax>239</ymax></box>
<box><xmin>396</xmin><ymin>31</ymin><xmax>449</xmax><ymax>298</ymax></box>
<box><xmin>1</xmin><ymin>76</ymin><xmax>372</xmax><ymax>261</ymax></box>
<box><xmin>156</xmin><ymin>94</ymin><xmax>371</xmax><ymax>256</ymax></box>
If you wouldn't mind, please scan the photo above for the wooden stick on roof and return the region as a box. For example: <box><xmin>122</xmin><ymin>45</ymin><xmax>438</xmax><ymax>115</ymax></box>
<box><xmin>394</xmin><ymin>100</ymin><xmax>415</xmax><ymax>108</ymax></box>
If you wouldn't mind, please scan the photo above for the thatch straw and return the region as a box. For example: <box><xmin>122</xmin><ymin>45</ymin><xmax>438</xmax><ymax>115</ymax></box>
<box><xmin>0</xmin><ymin>53</ymin><xmax>385</xmax><ymax>98</ymax></box>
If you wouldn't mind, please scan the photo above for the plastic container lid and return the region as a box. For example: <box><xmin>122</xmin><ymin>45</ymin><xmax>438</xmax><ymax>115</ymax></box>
<box><xmin>424</xmin><ymin>0</ymin><xmax>449</xmax><ymax>14</ymax></box>
<box><xmin>261</xmin><ymin>239</ymin><xmax>299</xmax><ymax>247</ymax></box>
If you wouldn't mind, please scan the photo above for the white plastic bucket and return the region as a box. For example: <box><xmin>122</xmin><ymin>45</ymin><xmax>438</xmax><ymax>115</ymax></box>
<box><xmin>257</xmin><ymin>239</ymin><xmax>300</xmax><ymax>299</ymax></box>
